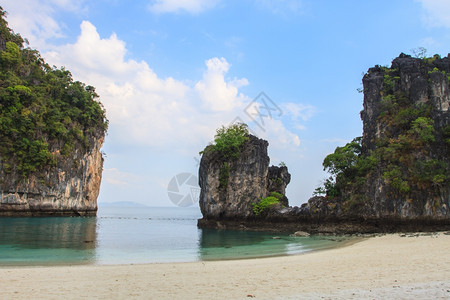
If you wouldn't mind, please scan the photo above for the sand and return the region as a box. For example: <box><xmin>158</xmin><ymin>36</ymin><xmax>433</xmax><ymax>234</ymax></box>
<box><xmin>0</xmin><ymin>233</ymin><xmax>449</xmax><ymax>299</ymax></box>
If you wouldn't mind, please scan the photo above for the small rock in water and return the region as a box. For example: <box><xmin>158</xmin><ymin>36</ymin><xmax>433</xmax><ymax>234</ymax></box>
<box><xmin>290</xmin><ymin>231</ymin><xmax>310</xmax><ymax>237</ymax></box>
<box><xmin>272</xmin><ymin>236</ymin><xmax>281</xmax><ymax>239</ymax></box>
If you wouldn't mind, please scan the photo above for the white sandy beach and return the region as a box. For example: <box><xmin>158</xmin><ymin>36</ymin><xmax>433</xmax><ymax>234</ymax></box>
<box><xmin>0</xmin><ymin>233</ymin><xmax>449</xmax><ymax>299</ymax></box>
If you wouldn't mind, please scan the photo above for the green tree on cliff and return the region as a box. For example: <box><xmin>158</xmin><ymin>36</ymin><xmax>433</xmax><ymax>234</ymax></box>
<box><xmin>0</xmin><ymin>7</ymin><xmax>108</xmax><ymax>177</ymax></box>
<box><xmin>213</xmin><ymin>123</ymin><xmax>249</xmax><ymax>159</ymax></box>
<box><xmin>201</xmin><ymin>123</ymin><xmax>249</xmax><ymax>159</ymax></box>
<box><xmin>200</xmin><ymin>123</ymin><xmax>249</xmax><ymax>190</ymax></box>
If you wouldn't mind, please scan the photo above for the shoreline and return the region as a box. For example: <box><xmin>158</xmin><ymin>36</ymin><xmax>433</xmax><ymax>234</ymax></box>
<box><xmin>0</xmin><ymin>234</ymin><xmax>363</xmax><ymax>268</ymax></box>
<box><xmin>198</xmin><ymin>217</ymin><xmax>450</xmax><ymax>234</ymax></box>
<box><xmin>0</xmin><ymin>232</ymin><xmax>449</xmax><ymax>299</ymax></box>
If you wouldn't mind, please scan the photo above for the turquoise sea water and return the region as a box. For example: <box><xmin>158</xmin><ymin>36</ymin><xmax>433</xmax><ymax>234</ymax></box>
<box><xmin>0</xmin><ymin>206</ymin><xmax>349</xmax><ymax>266</ymax></box>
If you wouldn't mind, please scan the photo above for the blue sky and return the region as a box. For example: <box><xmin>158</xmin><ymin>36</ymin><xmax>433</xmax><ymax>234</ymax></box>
<box><xmin>2</xmin><ymin>0</ymin><xmax>450</xmax><ymax>207</ymax></box>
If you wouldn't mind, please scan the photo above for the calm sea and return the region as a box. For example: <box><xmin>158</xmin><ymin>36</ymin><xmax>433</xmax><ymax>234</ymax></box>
<box><xmin>0</xmin><ymin>206</ymin><xmax>348</xmax><ymax>266</ymax></box>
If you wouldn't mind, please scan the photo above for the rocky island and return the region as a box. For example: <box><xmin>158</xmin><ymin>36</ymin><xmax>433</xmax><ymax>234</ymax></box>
<box><xmin>198</xmin><ymin>124</ymin><xmax>290</xmax><ymax>227</ymax></box>
<box><xmin>198</xmin><ymin>53</ymin><xmax>450</xmax><ymax>233</ymax></box>
<box><xmin>0</xmin><ymin>9</ymin><xmax>107</xmax><ymax>216</ymax></box>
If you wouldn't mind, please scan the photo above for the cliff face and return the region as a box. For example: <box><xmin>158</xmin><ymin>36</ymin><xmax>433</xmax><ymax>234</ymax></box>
<box><xmin>268</xmin><ymin>166</ymin><xmax>291</xmax><ymax>207</ymax></box>
<box><xmin>198</xmin><ymin>135</ymin><xmax>290</xmax><ymax>221</ymax></box>
<box><xmin>358</xmin><ymin>53</ymin><xmax>450</xmax><ymax>219</ymax></box>
<box><xmin>299</xmin><ymin>53</ymin><xmax>450</xmax><ymax>225</ymax></box>
<box><xmin>0</xmin><ymin>10</ymin><xmax>107</xmax><ymax>216</ymax></box>
<box><xmin>362</xmin><ymin>54</ymin><xmax>449</xmax><ymax>151</ymax></box>
<box><xmin>0</xmin><ymin>131</ymin><xmax>104</xmax><ymax>216</ymax></box>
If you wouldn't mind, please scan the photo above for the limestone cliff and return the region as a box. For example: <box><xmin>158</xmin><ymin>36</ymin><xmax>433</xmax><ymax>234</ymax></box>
<box><xmin>0</xmin><ymin>131</ymin><xmax>104</xmax><ymax>216</ymax></box>
<box><xmin>357</xmin><ymin>53</ymin><xmax>449</xmax><ymax>218</ymax></box>
<box><xmin>0</xmin><ymin>9</ymin><xmax>107</xmax><ymax>216</ymax></box>
<box><xmin>198</xmin><ymin>135</ymin><xmax>290</xmax><ymax>224</ymax></box>
<box><xmin>297</xmin><ymin>53</ymin><xmax>450</xmax><ymax>230</ymax></box>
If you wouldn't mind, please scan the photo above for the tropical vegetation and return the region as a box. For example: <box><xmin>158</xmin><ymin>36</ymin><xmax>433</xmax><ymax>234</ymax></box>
<box><xmin>0</xmin><ymin>8</ymin><xmax>108</xmax><ymax>178</ymax></box>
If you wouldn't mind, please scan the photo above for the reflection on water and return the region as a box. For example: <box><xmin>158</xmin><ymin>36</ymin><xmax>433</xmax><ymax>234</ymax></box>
<box><xmin>199</xmin><ymin>228</ymin><xmax>292</xmax><ymax>260</ymax></box>
<box><xmin>0</xmin><ymin>217</ymin><xmax>97</xmax><ymax>265</ymax></box>
<box><xmin>200</xmin><ymin>228</ymin><xmax>267</xmax><ymax>248</ymax></box>
<box><xmin>199</xmin><ymin>228</ymin><xmax>351</xmax><ymax>261</ymax></box>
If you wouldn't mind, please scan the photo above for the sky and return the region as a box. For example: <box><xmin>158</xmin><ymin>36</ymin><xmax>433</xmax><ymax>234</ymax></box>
<box><xmin>2</xmin><ymin>0</ymin><xmax>450</xmax><ymax>207</ymax></box>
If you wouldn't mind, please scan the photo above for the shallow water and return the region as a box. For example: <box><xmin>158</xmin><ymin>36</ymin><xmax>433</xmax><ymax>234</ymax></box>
<box><xmin>0</xmin><ymin>206</ymin><xmax>350</xmax><ymax>266</ymax></box>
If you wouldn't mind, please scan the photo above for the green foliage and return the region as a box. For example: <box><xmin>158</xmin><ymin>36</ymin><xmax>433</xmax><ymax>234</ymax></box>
<box><xmin>411</xmin><ymin>117</ymin><xmax>434</xmax><ymax>142</ymax></box>
<box><xmin>321</xmin><ymin>136</ymin><xmax>378</xmax><ymax>199</ymax></box>
<box><xmin>274</xmin><ymin>177</ymin><xmax>283</xmax><ymax>187</ymax></box>
<box><xmin>383</xmin><ymin>74</ymin><xmax>395</xmax><ymax>94</ymax></box>
<box><xmin>324</xmin><ymin>176</ymin><xmax>342</xmax><ymax>198</ymax></box>
<box><xmin>394</xmin><ymin>107</ymin><xmax>421</xmax><ymax>129</ymax></box>
<box><xmin>0</xmin><ymin>41</ymin><xmax>20</xmax><ymax>67</ymax></box>
<box><xmin>0</xmin><ymin>8</ymin><xmax>108</xmax><ymax>178</ymax></box>
<box><xmin>252</xmin><ymin>192</ymin><xmax>284</xmax><ymax>215</ymax></box>
<box><xmin>323</xmin><ymin>137</ymin><xmax>362</xmax><ymax>176</ymax></box>
<box><xmin>383</xmin><ymin>166</ymin><xmax>410</xmax><ymax>194</ymax></box>
<box><xmin>312</xmin><ymin>186</ymin><xmax>326</xmax><ymax>196</ymax></box>
<box><xmin>320</xmin><ymin>136</ymin><xmax>379</xmax><ymax>198</ymax></box>
<box><xmin>218</xmin><ymin>162</ymin><xmax>230</xmax><ymax>190</ymax></box>
<box><xmin>444</xmin><ymin>125</ymin><xmax>450</xmax><ymax>145</ymax></box>
<box><xmin>423</xmin><ymin>54</ymin><xmax>441</xmax><ymax>65</ymax></box>
<box><xmin>205</xmin><ymin>123</ymin><xmax>249</xmax><ymax>159</ymax></box>
<box><xmin>269</xmin><ymin>191</ymin><xmax>283</xmax><ymax>199</ymax></box>
<box><xmin>432</xmin><ymin>174</ymin><xmax>446</xmax><ymax>185</ymax></box>
<box><xmin>428</xmin><ymin>67</ymin><xmax>440</xmax><ymax>74</ymax></box>
<box><xmin>252</xmin><ymin>196</ymin><xmax>279</xmax><ymax>215</ymax></box>
<box><xmin>433</xmin><ymin>54</ymin><xmax>441</xmax><ymax>60</ymax></box>
<box><xmin>413</xmin><ymin>159</ymin><xmax>447</xmax><ymax>188</ymax></box>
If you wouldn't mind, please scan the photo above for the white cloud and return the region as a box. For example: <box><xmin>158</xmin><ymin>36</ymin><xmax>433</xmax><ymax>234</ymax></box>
<box><xmin>195</xmin><ymin>57</ymin><xmax>249</xmax><ymax>111</ymax></box>
<box><xmin>43</xmin><ymin>21</ymin><xmax>252</xmax><ymax>150</ymax></box>
<box><xmin>417</xmin><ymin>0</ymin><xmax>450</xmax><ymax>27</ymax></box>
<box><xmin>262</xmin><ymin>118</ymin><xmax>301</xmax><ymax>147</ymax></box>
<box><xmin>148</xmin><ymin>0</ymin><xmax>220</xmax><ymax>14</ymax></box>
<box><xmin>1</xmin><ymin>0</ymin><xmax>86</xmax><ymax>49</ymax></box>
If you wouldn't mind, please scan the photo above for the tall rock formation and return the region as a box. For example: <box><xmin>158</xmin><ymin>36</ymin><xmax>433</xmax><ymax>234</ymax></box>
<box><xmin>358</xmin><ymin>53</ymin><xmax>449</xmax><ymax>219</ymax></box>
<box><xmin>300</xmin><ymin>53</ymin><xmax>450</xmax><ymax>228</ymax></box>
<box><xmin>0</xmin><ymin>9</ymin><xmax>107</xmax><ymax>216</ymax></box>
<box><xmin>198</xmin><ymin>135</ymin><xmax>290</xmax><ymax>224</ymax></box>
